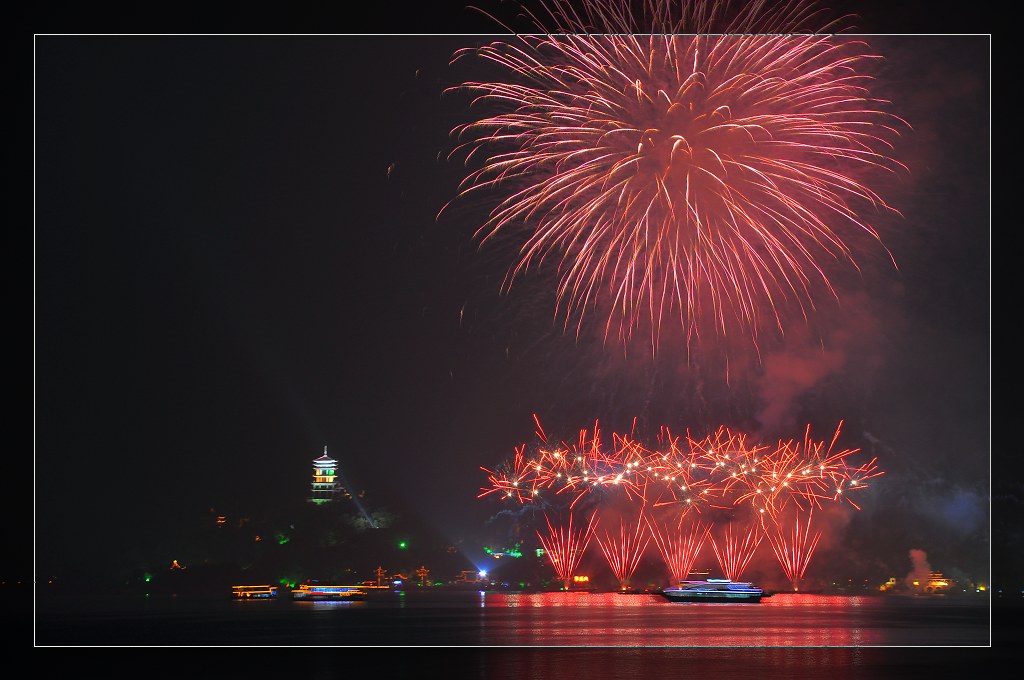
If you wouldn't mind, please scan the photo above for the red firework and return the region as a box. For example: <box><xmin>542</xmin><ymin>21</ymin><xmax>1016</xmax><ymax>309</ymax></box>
<box><xmin>647</xmin><ymin>516</ymin><xmax>712</xmax><ymax>587</ymax></box>
<box><xmin>482</xmin><ymin>416</ymin><xmax>881</xmax><ymax>587</ymax></box>
<box><xmin>537</xmin><ymin>511</ymin><xmax>599</xmax><ymax>590</ymax></box>
<box><xmin>766</xmin><ymin>509</ymin><xmax>823</xmax><ymax>591</ymax></box>
<box><xmin>594</xmin><ymin>511</ymin><xmax>651</xmax><ymax>590</ymax></box>
<box><xmin>480</xmin><ymin>416</ymin><xmax>882</xmax><ymax>521</ymax></box>
<box><xmin>709</xmin><ymin>520</ymin><xmax>763</xmax><ymax>581</ymax></box>
<box><xmin>445</xmin><ymin>0</ymin><xmax>907</xmax><ymax>351</ymax></box>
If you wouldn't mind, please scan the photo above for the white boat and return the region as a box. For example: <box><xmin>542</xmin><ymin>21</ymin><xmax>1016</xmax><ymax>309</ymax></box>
<box><xmin>661</xmin><ymin>578</ymin><xmax>764</xmax><ymax>603</ymax></box>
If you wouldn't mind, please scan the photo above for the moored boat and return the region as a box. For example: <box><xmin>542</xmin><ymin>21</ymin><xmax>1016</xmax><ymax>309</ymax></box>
<box><xmin>661</xmin><ymin>578</ymin><xmax>764</xmax><ymax>603</ymax></box>
<box><xmin>291</xmin><ymin>583</ymin><xmax>368</xmax><ymax>601</ymax></box>
<box><xmin>230</xmin><ymin>584</ymin><xmax>279</xmax><ymax>599</ymax></box>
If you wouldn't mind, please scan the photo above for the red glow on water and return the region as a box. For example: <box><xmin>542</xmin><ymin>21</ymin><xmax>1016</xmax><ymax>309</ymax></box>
<box><xmin>478</xmin><ymin>591</ymin><xmax>889</xmax><ymax>646</ymax></box>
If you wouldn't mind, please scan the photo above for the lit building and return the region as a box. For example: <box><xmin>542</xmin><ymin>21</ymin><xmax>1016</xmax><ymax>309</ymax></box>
<box><xmin>308</xmin><ymin>446</ymin><xmax>346</xmax><ymax>504</ymax></box>
<box><xmin>918</xmin><ymin>572</ymin><xmax>953</xmax><ymax>594</ymax></box>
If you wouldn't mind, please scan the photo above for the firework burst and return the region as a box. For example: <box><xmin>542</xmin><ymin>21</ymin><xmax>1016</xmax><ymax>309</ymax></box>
<box><xmin>444</xmin><ymin>0</ymin><xmax>908</xmax><ymax>354</ymax></box>
<box><xmin>480</xmin><ymin>415</ymin><xmax>882</xmax><ymax>519</ymax></box>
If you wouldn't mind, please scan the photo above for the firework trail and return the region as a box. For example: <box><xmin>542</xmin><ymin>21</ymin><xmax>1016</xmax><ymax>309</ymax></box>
<box><xmin>444</xmin><ymin>0</ymin><xmax>907</xmax><ymax>355</ymax></box>
<box><xmin>709</xmin><ymin>520</ymin><xmax>763</xmax><ymax>581</ymax></box>
<box><xmin>537</xmin><ymin>510</ymin><xmax>599</xmax><ymax>589</ymax></box>
<box><xmin>766</xmin><ymin>508</ymin><xmax>823</xmax><ymax>591</ymax></box>
<box><xmin>594</xmin><ymin>510</ymin><xmax>652</xmax><ymax>589</ymax></box>
<box><xmin>647</xmin><ymin>516</ymin><xmax>712</xmax><ymax>587</ymax></box>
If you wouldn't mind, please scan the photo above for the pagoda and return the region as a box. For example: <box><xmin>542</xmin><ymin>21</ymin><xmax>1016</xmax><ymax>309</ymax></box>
<box><xmin>309</xmin><ymin>446</ymin><xmax>342</xmax><ymax>504</ymax></box>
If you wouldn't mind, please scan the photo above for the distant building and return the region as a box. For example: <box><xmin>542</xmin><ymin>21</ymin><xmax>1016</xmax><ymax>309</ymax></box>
<box><xmin>917</xmin><ymin>572</ymin><xmax>953</xmax><ymax>594</ymax></box>
<box><xmin>308</xmin><ymin>447</ymin><xmax>349</xmax><ymax>504</ymax></box>
<box><xmin>458</xmin><ymin>570</ymin><xmax>485</xmax><ymax>583</ymax></box>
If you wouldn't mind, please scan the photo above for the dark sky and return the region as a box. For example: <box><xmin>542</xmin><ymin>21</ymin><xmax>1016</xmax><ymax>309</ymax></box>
<box><xmin>34</xmin><ymin>2</ymin><xmax>993</xmax><ymax>589</ymax></box>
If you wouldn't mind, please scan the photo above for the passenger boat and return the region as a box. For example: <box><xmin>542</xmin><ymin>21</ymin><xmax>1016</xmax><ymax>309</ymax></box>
<box><xmin>661</xmin><ymin>578</ymin><xmax>764</xmax><ymax>603</ymax></box>
<box><xmin>230</xmin><ymin>584</ymin><xmax>278</xmax><ymax>599</ymax></box>
<box><xmin>291</xmin><ymin>583</ymin><xmax>368</xmax><ymax>601</ymax></box>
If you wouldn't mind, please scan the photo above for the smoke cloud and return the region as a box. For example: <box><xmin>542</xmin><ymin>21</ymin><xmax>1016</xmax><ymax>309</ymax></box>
<box><xmin>904</xmin><ymin>548</ymin><xmax>932</xmax><ymax>589</ymax></box>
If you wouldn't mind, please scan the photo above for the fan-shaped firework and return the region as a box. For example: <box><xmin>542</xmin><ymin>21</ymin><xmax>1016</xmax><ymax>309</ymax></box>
<box><xmin>537</xmin><ymin>510</ymin><xmax>599</xmax><ymax>589</ymax></box>
<box><xmin>445</xmin><ymin>0</ymin><xmax>908</xmax><ymax>352</ymax></box>
<box><xmin>766</xmin><ymin>508</ymin><xmax>823</xmax><ymax>591</ymax></box>
<box><xmin>594</xmin><ymin>511</ymin><xmax>651</xmax><ymax>589</ymax></box>
<box><xmin>647</xmin><ymin>516</ymin><xmax>712</xmax><ymax>585</ymax></box>
<box><xmin>710</xmin><ymin>520</ymin><xmax>764</xmax><ymax>581</ymax></box>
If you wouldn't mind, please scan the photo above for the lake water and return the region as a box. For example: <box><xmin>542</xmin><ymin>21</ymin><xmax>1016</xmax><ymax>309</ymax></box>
<box><xmin>36</xmin><ymin>589</ymin><xmax>994</xmax><ymax>647</ymax></box>
<box><xmin>35</xmin><ymin>588</ymin><xmax>1012</xmax><ymax>679</ymax></box>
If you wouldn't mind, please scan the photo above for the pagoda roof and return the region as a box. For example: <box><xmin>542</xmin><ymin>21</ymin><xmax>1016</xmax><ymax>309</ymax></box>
<box><xmin>313</xmin><ymin>445</ymin><xmax>337</xmax><ymax>465</ymax></box>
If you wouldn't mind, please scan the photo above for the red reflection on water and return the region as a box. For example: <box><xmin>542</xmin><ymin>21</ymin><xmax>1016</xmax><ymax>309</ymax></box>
<box><xmin>484</xmin><ymin>592</ymin><xmax>657</xmax><ymax>644</ymax></box>
<box><xmin>487</xmin><ymin>592</ymin><xmax>649</xmax><ymax>608</ymax></box>
<box><xmin>764</xmin><ymin>594</ymin><xmax>867</xmax><ymax>608</ymax></box>
<box><xmin>674</xmin><ymin>593</ymin><xmax>874</xmax><ymax>646</ymax></box>
<box><xmin>479</xmin><ymin>591</ymin><xmax>881</xmax><ymax>646</ymax></box>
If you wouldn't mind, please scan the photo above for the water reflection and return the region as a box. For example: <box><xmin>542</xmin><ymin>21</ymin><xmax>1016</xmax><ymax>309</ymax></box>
<box><xmin>297</xmin><ymin>600</ymin><xmax>367</xmax><ymax>610</ymax></box>
<box><xmin>468</xmin><ymin>591</ymin><xmax>974</xmax><ymax>647</ymax></box>
<box><xmin>35</xmin><ymin>589</ymin><xmax>990</xmax><ymax>648</ymax></box>
<box><xmin>486</xmin><ymin>592</ymin><xmax>647</xmax><ymax>608</ymax></box>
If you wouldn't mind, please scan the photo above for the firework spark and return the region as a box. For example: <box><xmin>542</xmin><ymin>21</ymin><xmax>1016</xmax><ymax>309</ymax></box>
<box><xmin>480</xmin><ymin>416</ymin><xmax>882</xmax><ymax>520</ymax></box>
<box><xmin>766</xmin><ymin>508</ymin><xmax>823</xmax><ymax>591</ymax></box>
<box><xmin>709</xmin><ymin>520</ymin><xmax>764</xmax><ymax>581</ymax></box>
<box><xmin>537</xmin><ymin>510</ymin><xmax>599</xmax><ymax>590</ymax></box>
<box><xmin>445</xmin><ymin>0</ymin><xmax>907</xmax><ymax>353</ymax></box>
<box><xmin>482</xmin><ymin>416</ymin><xmax>880</xmax><ymax>587</ymax></box>
<box><xmin>647</xmin><ymin>516</ymin><xmax>712</xmax><ymax>586</ymax></box>
<box><xmin>594</xmin><ymin>510</ymin><xmax>651</xmax><ymax>589</ymax></box>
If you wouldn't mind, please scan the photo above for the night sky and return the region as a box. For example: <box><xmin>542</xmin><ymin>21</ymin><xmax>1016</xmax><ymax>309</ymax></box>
<box><xmin>34</xmin><ymin>1</ymin><xmax>994</xmax><ymax>594</ymax></box>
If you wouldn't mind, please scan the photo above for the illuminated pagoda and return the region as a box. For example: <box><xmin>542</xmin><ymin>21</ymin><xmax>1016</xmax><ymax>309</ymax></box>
<box><xmin>308</xmin><ymin>446</ymin><xmax>346</xmax><ymax>504</ymax></box>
